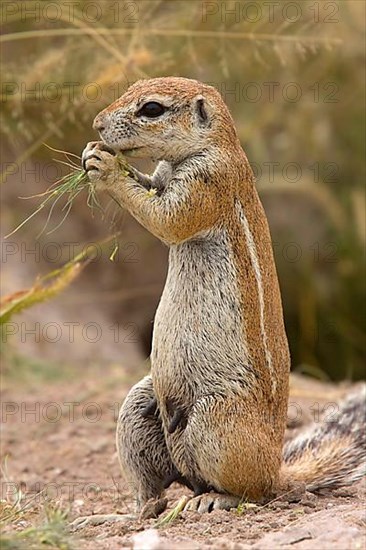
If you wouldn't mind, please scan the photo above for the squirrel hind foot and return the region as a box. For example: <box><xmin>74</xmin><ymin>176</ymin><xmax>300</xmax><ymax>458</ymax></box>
<box><xmin>184</xmin><ymin>493</ymin><xmax>241</xmax><ymax>514</ymax></box>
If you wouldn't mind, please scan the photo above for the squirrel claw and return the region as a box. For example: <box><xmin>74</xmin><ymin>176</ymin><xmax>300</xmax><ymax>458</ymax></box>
<box><xmin>141</xmin><ymin>397</ymin><xmax>158</xmax><ymax>418</ymax></box>
<box><xmin>167</xmin><ymin>408</ymin><xmax>187</xmax><ymax>433</ymax></box>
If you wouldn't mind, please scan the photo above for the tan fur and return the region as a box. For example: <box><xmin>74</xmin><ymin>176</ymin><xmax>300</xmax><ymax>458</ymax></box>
<box><xmin>282</xmin><ymin>438</ymin><xmax>354</xmax><ymax>485</ymax></box>
<box><xmin>82</xmin><ymin>77</ymin><xmax>365</xmax><ymax>510</ymax></box>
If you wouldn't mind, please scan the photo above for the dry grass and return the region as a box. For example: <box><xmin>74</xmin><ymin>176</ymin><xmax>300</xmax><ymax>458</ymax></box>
<box><xmin>0</xmin><ymin>459</ymin><xmax>72</xmax><ymax>549</ymax></box>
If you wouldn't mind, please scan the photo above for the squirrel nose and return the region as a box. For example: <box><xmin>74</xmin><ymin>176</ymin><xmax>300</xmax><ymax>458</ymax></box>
<box><xmin>93</xmin><ymin>114</ymin><xmax>106</xmax><ymax>133</ymax></box>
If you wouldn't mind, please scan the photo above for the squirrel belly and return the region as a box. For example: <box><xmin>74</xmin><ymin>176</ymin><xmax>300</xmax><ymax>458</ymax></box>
<box><xmin>151</xmin><ymin>228</ymin><xmax>258</xmax><ymax>405</ymax></box>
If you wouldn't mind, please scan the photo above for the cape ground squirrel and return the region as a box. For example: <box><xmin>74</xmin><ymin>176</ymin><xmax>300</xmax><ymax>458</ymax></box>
<box><xmin>82</xmin><ymin>77</ymin><xmax>365</xmax><ymax>513</ymax></box>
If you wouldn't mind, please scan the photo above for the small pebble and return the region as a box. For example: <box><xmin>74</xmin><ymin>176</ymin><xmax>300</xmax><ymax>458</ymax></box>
<box><xmin>270</xmin><ymin>501</ymin><xmax>288</xmax><ymax>510</ymax></box>
<box><xmin>301</xmin><ymin>500</ymin><xmax>317</xmax><ymax>508</ymax></box>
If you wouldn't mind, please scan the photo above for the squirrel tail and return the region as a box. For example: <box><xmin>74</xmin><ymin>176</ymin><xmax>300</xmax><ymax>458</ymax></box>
<box><xmin>281</xmin><ymin>386</ymin><xmax>366</xmax><ymax>492</ymax></box>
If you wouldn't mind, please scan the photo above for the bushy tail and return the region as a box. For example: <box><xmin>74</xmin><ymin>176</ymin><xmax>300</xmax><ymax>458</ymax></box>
<box><xmin>282</xmin><ymin>386</ymin><xmax>366</xmax><ymax>492</ymax></box>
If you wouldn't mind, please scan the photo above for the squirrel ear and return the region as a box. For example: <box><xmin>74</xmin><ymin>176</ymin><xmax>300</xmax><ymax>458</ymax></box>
<box><xmin>195</xmin><ymin>96</ymin><xmax>209</xmax><ymax>125</ymax></box>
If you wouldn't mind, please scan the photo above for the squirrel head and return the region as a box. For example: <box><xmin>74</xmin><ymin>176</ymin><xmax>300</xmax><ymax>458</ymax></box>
<box><xmin>93</xmin><ymin>77</ymin><xmax>239</xmax><ymax>163</ymax></box>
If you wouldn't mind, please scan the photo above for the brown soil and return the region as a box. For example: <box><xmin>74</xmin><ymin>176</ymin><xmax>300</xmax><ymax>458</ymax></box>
<box><xmin>1</xmin><ymin>366</ymin><xmax>365</xmax><ymax>550</ymax></box>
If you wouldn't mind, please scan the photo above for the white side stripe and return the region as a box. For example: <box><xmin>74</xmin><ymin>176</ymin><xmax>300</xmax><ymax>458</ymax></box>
<box><xmin>235</xmin><ymin>200</ymin><xmax>275</xmax><ymax>392</ymax></box>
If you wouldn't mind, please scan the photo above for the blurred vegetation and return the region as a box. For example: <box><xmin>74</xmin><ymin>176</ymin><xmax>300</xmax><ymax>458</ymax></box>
<box><xmin>0</xmin><ymin>235</ymin><xmax>121</xmax><ymax>326</ymax></box>
<box><xmin>0</xmin><ymin>0</ymin><xmax>365</xmax><ymax>379</ymax></box>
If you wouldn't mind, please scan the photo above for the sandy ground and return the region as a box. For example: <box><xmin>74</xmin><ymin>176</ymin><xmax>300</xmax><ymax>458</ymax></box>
<box><xmin>1</xmin><ymin>364</ymin><xmax>365</xmax><ymax>549</ymax></box>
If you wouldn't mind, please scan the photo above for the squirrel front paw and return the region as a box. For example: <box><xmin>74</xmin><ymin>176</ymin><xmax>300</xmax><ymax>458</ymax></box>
<box><xmin>81</xmin><ymin>141</ymin><xmax>128</xmax><ymax>187</ymax></box>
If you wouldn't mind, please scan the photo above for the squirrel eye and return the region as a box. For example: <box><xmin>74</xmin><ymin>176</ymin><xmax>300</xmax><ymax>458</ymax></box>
<box><xmin>137</xmin><ymin>101</ymin><xmax>167</xmax><ymax>118</ymax></box>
